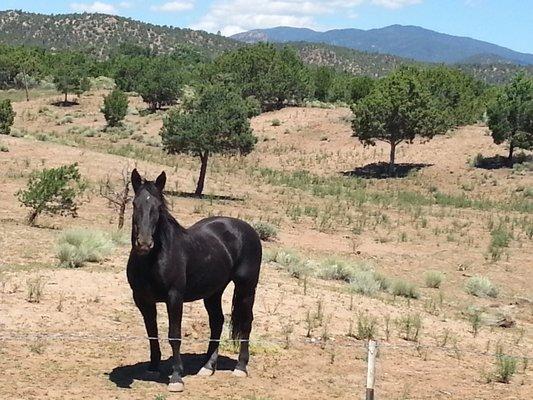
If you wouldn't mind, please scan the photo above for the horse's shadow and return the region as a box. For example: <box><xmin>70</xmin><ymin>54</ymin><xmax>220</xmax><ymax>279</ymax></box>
<box><xmin>107</xmin><ymin>354</ymin><xmax>237</xmax><ymax>388</ymax></box>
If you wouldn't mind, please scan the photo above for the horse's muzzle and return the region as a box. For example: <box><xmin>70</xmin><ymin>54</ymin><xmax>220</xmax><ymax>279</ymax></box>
<box><xmin>135</xmin><ymin>239</ymin><xmax>154</xmax><ymax>255</ymax></box>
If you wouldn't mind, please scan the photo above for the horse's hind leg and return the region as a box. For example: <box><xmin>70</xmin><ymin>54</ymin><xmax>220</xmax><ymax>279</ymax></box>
<box><xmin>197</xmin><ymin>290</ymin><xmax>225</xmax><ymax>376</ymax></box>
<box><xmin>231</xmin><ymin>267</ymin><xmax>259</xmax><ymax>377</ymax></box>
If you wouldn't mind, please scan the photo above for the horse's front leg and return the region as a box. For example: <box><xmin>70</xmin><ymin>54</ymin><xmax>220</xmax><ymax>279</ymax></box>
<box><xmin>166</xmin><ymin>290</ymin><xmax>184</xmax><ymax>392</ymax></box>
<box><xmin>134</xmin><ymin>296</ymin><xmax>161</xmax><ymax>375</ymax></box>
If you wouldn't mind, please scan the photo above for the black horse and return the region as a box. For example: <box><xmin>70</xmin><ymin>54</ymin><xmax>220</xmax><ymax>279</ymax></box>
<box><xmin>126</xmin><ymin>169</ymin><xmax>262</xmax><ymax>392</ymax></box>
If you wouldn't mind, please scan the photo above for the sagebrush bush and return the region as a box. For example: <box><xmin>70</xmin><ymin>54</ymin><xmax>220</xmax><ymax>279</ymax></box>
<box><xmin>252</xmin><ymin>221</ymin><xmax>278</xmax><ymax>241</ymax></box>
<box><xmin>316</xmin><ymin>258</ymin><xmax>357</xmax><ymax>281</ymax></box>
<box><xmin>0</xmin><ymin>99</ymin><xmax>16</xmax><ymax>135</ymax></box>
<box><xmin>424</xmin><ymin>270</ymin><xmax>444</xmax><ymax>288</ymax></box>
<box><xmin>265</xmin><ymin>249</ymin><xmax>311</xmax><ymax>278</ymax></box>
<box><xmin>465</xmin><ymin>276</ymin><xmax>498</xmax><ymax>298</ymax></box>
<box><xmin>102</xmin><ymin>89</ymin><xmax>128</xmax><ymax>127</ymax></box>
<box><xmin>349</xmin><ymin>270</ymin><xmax>382</xmax><ymax>296</ymax></box>
<box><xmin>390</xmin><ymin>278</ymin><xmax>420</xmax><ymax>299</ymax></box>
<box><xmin>57</xmin><ymin>228</ymin><xmax>115</xmax><ymax>268</ymax></box>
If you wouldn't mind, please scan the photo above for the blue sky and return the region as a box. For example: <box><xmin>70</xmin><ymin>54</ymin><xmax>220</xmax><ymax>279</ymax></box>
<box><xmin>2</xmin><ymin>0</ymin><xmax>532</xmax><ymax>53</ymax></box>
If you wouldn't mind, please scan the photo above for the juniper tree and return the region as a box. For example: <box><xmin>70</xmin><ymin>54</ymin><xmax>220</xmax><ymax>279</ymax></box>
<box><xmin>161</xmin><ymin>84</ymin><xmax>256</xmax><ymax>196</ymax></box>
<box><xmin>351</xmin><ymin>67</ymin><xmax>448</xmax><ymax>174</ymax></box>
<box><xmin>487</xmin><ymin>74</ymin><xmax>533</xmax><ymax>162</ymax></box>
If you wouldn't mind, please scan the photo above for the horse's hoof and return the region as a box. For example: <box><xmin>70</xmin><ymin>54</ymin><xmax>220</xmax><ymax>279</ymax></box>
<box><xmin>232</xmin><ymin>368</ymin><xmax>248</xmax><ymax>377</ymax></box>
<box><xmin>168</xmin><ymin>381</ymin><xmax>184</xmax><ymax>392</ymax></box>
<box><xmin>197</xmin><ymin>367</ymin><xmax>215</xmax><ymax>376</ymax></box>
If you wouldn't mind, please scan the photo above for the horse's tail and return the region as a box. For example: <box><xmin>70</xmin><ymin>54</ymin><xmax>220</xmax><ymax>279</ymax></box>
<box><xmin>230</xmin><ymin>288</ymin><xmax>245</xmax><ymax>341</ymax></box>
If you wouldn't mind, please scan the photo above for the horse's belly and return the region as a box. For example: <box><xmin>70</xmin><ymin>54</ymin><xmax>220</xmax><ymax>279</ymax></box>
<box><xmin>183</xmin><ymin>263</ymin><xmax>232</xmax><ymax>302</ymax></box>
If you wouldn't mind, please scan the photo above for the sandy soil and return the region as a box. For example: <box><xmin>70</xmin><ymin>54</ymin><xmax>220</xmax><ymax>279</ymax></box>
<box><xmin>0</xmin><ymin>90</ymin><xmax>531</xmax><ymax>399</ymax></box>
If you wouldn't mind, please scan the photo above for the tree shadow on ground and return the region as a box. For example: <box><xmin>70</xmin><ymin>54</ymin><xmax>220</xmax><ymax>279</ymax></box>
<box><xmin>51</xmin><ymin>100</ymin><xmax>79</xmax><ymax>107</ymax></box>
<box><xmin>107</xmin><ymin>354</ymin><xmax>237</xmax><ymax>388</ymax></box>
<box><xmin>473</xmin><ymin>154</ymin><xmax>532</xmax><ymax>170</ymax></box>
<box><xmin>342</xmin><ymin>162</ymin><xmax>432</xmax><ymax>179</ymax></box>
<box><xmin>164</xmin><ymin>190</ymin><xmax>244</xmax><ymax>202</ymax></box>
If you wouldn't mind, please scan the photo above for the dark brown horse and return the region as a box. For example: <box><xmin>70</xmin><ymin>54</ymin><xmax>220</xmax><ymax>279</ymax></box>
<box><xmin>126</xmin><ymin>169</ymin><xmax>262</xmax><ymax>392</ymax></box>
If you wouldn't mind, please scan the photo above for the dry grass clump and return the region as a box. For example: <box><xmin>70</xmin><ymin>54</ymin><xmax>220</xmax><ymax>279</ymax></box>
<box><xmin>424</xmin><ymin>270</ymin><xmax>444</xmax><ymax>288</ymax></box>
<box><xmin>57</xmin><ymin>228</ymin><xmax>116</xmax><ymax>268</ymax></box>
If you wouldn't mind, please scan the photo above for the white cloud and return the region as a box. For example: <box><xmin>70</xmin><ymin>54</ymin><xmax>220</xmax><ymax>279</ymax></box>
<box><xmin>191</xmin><ymin>0</ymin><xmax>421</xmax><ymax>36</ymax></box>
<box><xmin>150</xmin><ymin>1</ymin><xmax>195</xmax><ymax>12</ymax></box>
<box><xmin>371</xmin><ymin>0</ymin><xmax>422</xmax><ymax>9</ymax></box>
<box><xmin>119</xmin><ymin>1</ymin><xmax>133</xmax><ymax>8</ymax></box>
<box><xmin>69</xmin><ymin>1</ymin><xmax>117</xmax><ymax>13</ymax></box>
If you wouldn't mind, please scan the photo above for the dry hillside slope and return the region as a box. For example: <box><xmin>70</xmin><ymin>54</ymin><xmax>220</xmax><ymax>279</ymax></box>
<box><xmin>0</xmin><ymin>89</ymin><xmax>531</xmax><ymax>399</ymax></box>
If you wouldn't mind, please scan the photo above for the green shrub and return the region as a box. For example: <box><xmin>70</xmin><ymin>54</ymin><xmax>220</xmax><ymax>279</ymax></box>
<box><xmin>271</xmin><ymin>119</ymin><xmax>281</xmax><ymax>126</ymax></box>
<box><xmin>16</xmin><ymin>163</ymin><xmax>85</xmax><ymax>226</ymax></box>
<box><xmin>390</xmin><ymin>278</ymin><xmax>420</xmax><ymax>299</ymax></box>
<box><xmin>489</xmin><ymin>225</ymin><xmax>511</xmax><ymax>261</ymax></box>
<box><xmin>56</xmin><ymin>115</ymin><xmax>74</xmax><ymax>125</ymax></box>
<box><xmin>0</xmin><ymin>99</ymin><xmax>16</xmax><ymax>135</ymax></box>
<box><xmin>465</xmin><ymin>276</ymin><xmax>498</xmax><ymax>298</ymax></box>
<box><xmin>494</xmin><ymin>354</ymin><xmax>518</xmax><ymax>383</ymax></box>
<box><xmin>102</xmin><ymin>89</ymin><xmax>128</xmax><ymax>127</ymax></box>
<box><xmin>252</xmin><ymin>221</ymin><xmax>278</xmax><ymax>241</ymax></box>
<box><xmin>0</xmin><ymin>143</ymin><xmax>8</xmax><ymax>152</ymax></box>
<box><xmin>396</xmin><ymin>313</ymin><xmax>422</xmax><ymax>341</ymax></box>
<box><xmin>466</xmin><ymin>306</ymin><xmax>483</xmax><ymax>337</ymax></box>
<box><xmin>89</xmin><ymin>76</ymin><xmax>116</xmax><ymax>90</ymax></box>
<box><xmin>355</xmin><ymin>313</ymin><xmax>378</xmax><ymax>340</ymax></box>
<box><xmin>57</xmin><ymin>228</ymin><xmax>115</xmax><ymax>268</ymax></box>
<box><xmin>67</xmin><ymin>125</ymin><xmax>98</xmax><ymax>137</ymax></box>
<box><xmin>424</xmin><ymin>270</ymin><xmax>444</xmax><ymax>288</ymax></box>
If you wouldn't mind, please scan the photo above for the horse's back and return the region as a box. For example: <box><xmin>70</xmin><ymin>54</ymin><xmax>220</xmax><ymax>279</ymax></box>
<box><xmin>188</xmin><ymin>217</ymin><xmax>261</xmax><ymax>255</ymax></box>
<box><xmin>183</xmin><ymin>216</ymin><xmax>262</xmax><ymax>297</ymax></box>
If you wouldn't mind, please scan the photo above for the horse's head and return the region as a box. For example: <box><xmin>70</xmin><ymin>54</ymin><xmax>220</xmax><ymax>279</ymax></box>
<box><xmin>131</xmin><ymin>168</ymin><xmax>166</xmax><ymax>255</ymax></box>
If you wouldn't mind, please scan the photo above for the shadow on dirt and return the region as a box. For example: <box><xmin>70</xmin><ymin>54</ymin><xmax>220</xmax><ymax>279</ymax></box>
<box><xmin>342</xmin><ymin>162</ymin><xmax>432</xmax><ymax>179</ymax></box>
<box><xmin>107</xmin><ymin>354</ymin><xmax>237</xmax><ymax>388</ymax></box>
<box><xmin>51</xmin><ymin>100</ymin><xmax>79</xmax><ymax>107</ymax></box>
<box><xmin>472</xmin><ymin>154</ymin><xmax>532</xmax><ymax>170</ymax></box>
<box><xmin>164</xmin><ymin>190</ymin><xmax>244</xmax><ymax>202</ymax></box>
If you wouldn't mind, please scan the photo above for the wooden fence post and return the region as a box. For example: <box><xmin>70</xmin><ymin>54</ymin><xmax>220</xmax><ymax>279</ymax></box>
<box><xmin>366</xmin><ymin>339</ymin><xmax>377</xmax><ymax>400</ymax></box>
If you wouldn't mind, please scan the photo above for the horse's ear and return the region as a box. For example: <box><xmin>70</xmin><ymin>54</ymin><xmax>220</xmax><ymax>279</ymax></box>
<box><xmin>131</xmin><ymin>169</ymin><xmax>142</xmax><ymax>194</ymax></box>
<box><xmin>155</xmin><ymin>171</ymin><xmax>166</xmax><ymax>192</ymax></box>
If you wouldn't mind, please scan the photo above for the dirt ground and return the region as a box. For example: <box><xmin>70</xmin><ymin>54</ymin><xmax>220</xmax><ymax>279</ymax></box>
<box><xmin>0</xmin><ymin>89</ymin><xmax>531</xmax><ymax>399</ymax></box>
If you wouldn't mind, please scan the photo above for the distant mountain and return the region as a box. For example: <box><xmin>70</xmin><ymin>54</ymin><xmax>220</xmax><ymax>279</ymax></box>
<box><xmin>0</xmin><ymin>10</ymin><xmax>239</xmax><ymax>58</ymax></box>
<box><xmin>286</xmin><ymin>42</ymin><xmax>414</xmax><ymax>77</ymax></box>
<box><xmin>290</xmin><ymin>42</ymin><xmax>532</xmax><ymax>85</ymax></box>
<box><xmin>232</xmin><ymin>25</ymin><xmax>533</xmax><ymax>66</ymax></box>
<box><xmin>0</xmin><ymin>10</ymin><xmax>530</xmax><ymax>84</ymax></box>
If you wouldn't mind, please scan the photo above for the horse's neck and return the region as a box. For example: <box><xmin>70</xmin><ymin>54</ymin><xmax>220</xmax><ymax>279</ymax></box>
<box><xmin>156</xmin><ymin>210</ymin><xmax>187</xmax><ymax>246</ymax></box>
